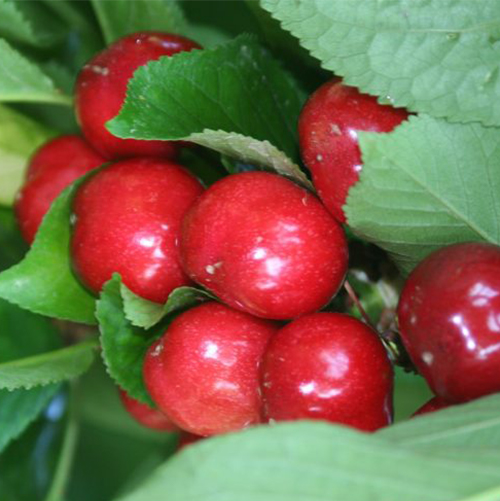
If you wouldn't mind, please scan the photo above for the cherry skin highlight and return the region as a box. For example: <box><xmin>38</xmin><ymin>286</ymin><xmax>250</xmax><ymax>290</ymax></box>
<box><xmin>71</xmin><ymin>157</ymin><xmax>204</xmax><ymax>303</ymax></box>
<box><xmin>261</xmin><ymin>312</ymin><xmax>393</xmax><ymax>431</ymax></box>
<box><xmin>143</xmin><ymin>302</ymin><xmax>278</xmax><ymax>436</ymax></box>
<box><xmin>398</xmin><ymin>242</ymin><xmax>500</xmax><ymax>403</ymax></box>
<box><xmin>75</xmin><ymin>31</ymin><xmax>201</xmax><ymax>159</ymax></box>
<box><xmin>412</xmin><ymin>396</ymin><xmax>450</xmax><ymax>417</ymax></box>
<box><xmin>299</xmin><ymin>80</ymin><xmax>409</xmax><ymax>223</ymax></box>
<box><xmin>180</xmin><ymin>172</ymin><xmax>348</xmax><ymax>320</ymax></box>
<box><xmin>118</xmin><ymin>389</ymin><xmax>178</xmax><ymax>431</ymax></box>
<box><xmin>14</xmin><ymin>135</ymin><xmax>105</xmax><ymax>244</ymax></box>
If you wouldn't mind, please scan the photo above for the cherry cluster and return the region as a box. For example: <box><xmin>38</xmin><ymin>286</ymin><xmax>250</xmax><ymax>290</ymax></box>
<box><xmin>14</xmin><ymin>31</ymin><xmax>500</xmax><ymax>444</ymax></box>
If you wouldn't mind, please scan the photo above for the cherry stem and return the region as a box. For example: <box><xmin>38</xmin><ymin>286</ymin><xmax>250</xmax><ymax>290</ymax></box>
<box><xmin>344</xmin><ymin>279</ymin><xmax>374</xmax><ymax>328</ymax></box>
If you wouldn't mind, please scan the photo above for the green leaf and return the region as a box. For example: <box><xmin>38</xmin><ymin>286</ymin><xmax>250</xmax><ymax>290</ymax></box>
<box><xmin>122</xmin><ymin>283</ymin><xmax>213</xmax><ymax>330</ymax></box>
<box><xmin>379</xmin><ymin>393</ymin><xmax>500</xmax><ymax>449</ymax></box>
<box><xmin>0</xmin><ymin>39</ymin><xmax>71</xmax><ymax>105</ymax></box>
<box><xmin>0</xmin><ymin>298</ymin><xmax>62</xmax><ymax>454</ymax></box>
<box><xmin>91</xmin><ymin>0</ymin><xmax>187</xmax><ymax>45</ymax></box>
<box><xmin>0</xmin><ymin>104</ymin><xmax>55</xmax><ymax>206</ymax></box>
<box><xmin>0</xmin><ymin>0</ymin><xmax>67</xmax><ymax>48</ymax></box>
<box><xmin>96</xmin><ymin>275</ymin><xmax>156</xmax><ymax>407</ymax></box>
<box><xmin>0</xmin><ymin>338</ymin><xmax>97</xmax><ymax>391</ymax></box>
<box><xmin>0</xmin><ymin>175</ymin><xmax>98</xmax><ymax>324</ymax></box>
<box><xmin>116</xmin><ymin>421</ymin><xmax>500</xmax><ymax>501</ymax></box>
<box><xmin>345</xmin><ymin>115</ymin><xmax>500</xmax><ymax>275</ymax></box>
<box><xmin>189</xmin><ymin>130</ymin><xmax>313</xmax><ymax>189</ymax></box>
<box><xmin>261</xmin><ymin>0</ymin><xmax>500</xmax><ymax>127</ymax></box>
<box><xmin>108</xmin><ymin>35</ymin><xmax>305</xmax><ymax>163</ymax></box>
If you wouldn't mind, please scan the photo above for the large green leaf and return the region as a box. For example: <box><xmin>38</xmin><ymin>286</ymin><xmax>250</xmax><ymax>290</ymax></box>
<box><xmin>0</xmin><ymin>0</ymin><xmax>67</xmax><ymax>48</ymax></box>
<box><xmin>345</xmin><ymin>115</ymin><xmax>500</xmax><ymax>275</ymax></box>
<box><xmin>116</xmin><ymin>421</ymin><xmax>500</xmax><ymax>501</ymax></box>
<box><xmin>96</xmin><ymin>275</ymin><xmax>157</xmax><ymax>407</ymax></box>
<box><xmin>379</xmin><ymin>393</ymin><xmax>500</xmax><ymax>448</ymax></box>
<box><xmin>0</xmin><ymin>39</ymin><xmax>71</xmax><ymax>105</ymax></box>
<box><xmin>261</xmin><ymin>0</ymin><xmax>500</xmax><ymax>127</ymax></box>
<box><xmin>108</xmin><ymin>36</ymin><xmax>305</xmax><ymax>163</ymax></box>
<box><xmin>0</xmin><ymin>175</ymin><xmax>98</xmax><ymax>324</ymax></box>
<box><xmin>91</xmin><ymin>0</ymin><xmax>187</xmax><ymax>45</ymax></box>
<box><xmin>0</xmin><ymin>104</ymin><xmax>55</xmax><ymax>206</ymax></box>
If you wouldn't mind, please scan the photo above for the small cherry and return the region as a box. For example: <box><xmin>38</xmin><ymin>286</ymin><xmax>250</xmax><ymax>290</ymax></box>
<box><xmin>71</xmin><ymin>157</ymin><xmax>204</xmax><ymax>303</ymax></box>
<box><xmin>412</xmin><ymin>396</ymin><xmax>450</xmax><ymax>417</ymax></box>
<box><xmin>118</xmin><ymin>388</ymin><xmax>178</xmax><ymax>431</ymax></box>
<box><xmin>14</xmin><ymin>135</ymin><xmax>105</xmax><ymax>244</ymax></box>
<box><xmin>75</xmin><ymin>32</ymin><xmax>201</xmax><ymax>159</ymax></box>
<box><xmin>398</xmin><ymin>242</ymin><xmax>500</xmax><ymax>403</ymax></box>
<box><xmin>261</xmin><ymin>312</ymin><xmax>393</xmax><ymax>431</ymax></box>
<box><xmin>299</xmin><ymin>79</ymin><xmax>409</xmax><ymax>223</ymax></box>
<box><xmin>181</xmin><ymin>172</ymin><xmax>348</xmax><ymax>320</ymax></box>
<box><xmin>143</xmin><ymin>302</ymin><xmax>278</xmax><ymax>436</ymax></box>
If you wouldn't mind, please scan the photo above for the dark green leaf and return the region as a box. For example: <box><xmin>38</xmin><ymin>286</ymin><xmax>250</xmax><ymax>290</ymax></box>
<box><xmin>261</xmin><ymin>0</ymin><xmax>500</xmax><ymax>127</ymax></box>
<box><xmin>0</xmin><ymin>174</ymin><xmax>98</xmax><ymax>324</ymax></box>
<box><xmin>115</xmin><ymin>421</ymin><xmax>500</xmax><ymax>501</ymax></box>
<box><xmin>0</xmin><ymin>207</ymin><xmax>28</xmax><ymax>271</ymax></box>
<box><xmin>96</xmin><ymin>275</ymin><xmax>156</xmax><ymax>406</ymax></box>
<box><xmin>346</xmin><ymin>115</ymin><xmax>500</xmax><ymax>275</ymax></box>
<box><xmin>108</xmin><ymin>36</ymin><xmax>305</xmax><ymax>163</ymax></box>
<box><xmin>91</xmin><ymin>0</ymin><xmax>187</xmax><ymax>45</ymax></box>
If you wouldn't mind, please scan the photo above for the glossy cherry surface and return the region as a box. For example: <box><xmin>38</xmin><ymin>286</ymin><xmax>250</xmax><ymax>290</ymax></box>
<box><xmin>180</xmin><ymin>172</ymin><xmax>348</xmax><ymax>320</ymax></box>
<box><xmin>119</xmin><ymin>389</ymin><xmax>178</xmax><ymax>431</ymax></box>
<box><xmin>412</xmin><ymin>396</ymin><xmax>450</xmax><ymax>417</ymax></box>
<box><xmin>15</xmin><ymin>135</ymin><xmax>105</xmax><ymax>244</ymax></box>
<box><xmin>299</xmin><ymin>80</ymin><xmax>409</xmax><ymax>223</ymax></box>
<box><xmin>143</xmin><ymin>302</ymin><xmax>277</xmax><ymax>436</ymax></box>
<box><xmin>71</xmin><ymin>157</ymin><xmax>204</xmax><ymax>303</ymax></box>
<box><xmin>75</xmin><ymin>31</ymin><xmax>201</xmax><ymax>159</ymax></box>
<box><xmin>261</xmin><ymin>312</ymin><xmax>393</xmax><ymax>431</ymax></box>
<box><xmin>398</xmin><ymin>242</ymin><xmax>500</xmax><ymax>403</ymax></box>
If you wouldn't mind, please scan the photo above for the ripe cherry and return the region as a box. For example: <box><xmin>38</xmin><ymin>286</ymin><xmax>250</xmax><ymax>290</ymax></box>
<box><xmin>118</xmin><ymin>388</ymin><xmax>178</xmax><ymax>431</ymax></box>
<box><xmin>180</xmin><ymin>172</ymin><xmax>348</xmax><ymax>320</ymax></box>
<box><xmin>14</xmin><ymin>135</ymin><xmax>105</xmax><ymax>244</ymax></box>
<box><xmin>412</xmin><ymin>396</ymin><xmax>450</xmax><ymax>417</ymax></box>
<box><xmin>398</xmin><ymin>242</ymin><xmax>500</xmax><ymax>403</ymax></box>
<box><xmin>261</xmin><ymin>312</ymin><xmax>393</xmax><ymax>431</ymax></box>
<box><xmin>143</xmin><ymin>302</ymin><xmax>278</xmax><ymax>436</ymax></box>
<box><xmin>71</xmin><ymin>157</ymin><xmax>204</xmax><ymax>303</ymax></box>
<box><xmin>299</xmin><ymin>80</ymin><xmax>409</xmax><ymax>223</ymax></box>
<box><xmin>75</xmin><ymin>32</ymin><xmax>201</xmax><ymax>159</ymax></box>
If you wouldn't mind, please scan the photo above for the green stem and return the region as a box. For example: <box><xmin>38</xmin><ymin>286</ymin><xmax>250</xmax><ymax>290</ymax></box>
<box><xmin>44</xmin><ymin>385</ymin><xmax>80</xmax><ymax>501</ymax></box>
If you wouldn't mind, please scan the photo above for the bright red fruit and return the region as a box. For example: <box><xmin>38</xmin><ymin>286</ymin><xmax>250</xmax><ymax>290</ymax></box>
<box><xmin>299</xmin><ymin>80</ymin><xmax>409</xmax><ymax>223</ymax></box>
<box><xmin>181</xmin><ymin>172</ymin><xmax>348</xmax><ymax>320</ymax></box>
<box><xmin>143</xmin><ymin>302</ymin><xmax>277</xmax><ymax>436</ymax></box>
<box><xmin>118</xmin><ymin>389</ymin><xmax>178</xmax><ymax>431</ymax></box>
<box><xmin>14</xmin><ymin>135</ymin><xmax>105</xmax><ymax>244</ymax></box>
<box><xmin>398</xmin><ymin>242</ymin><xmax>500</xmax><ymax>403</ymax></box>
<box><xmin>71</xmin><ymin>158</ymin><xmax>204</xmax><ymax>303</ymax></box>
<box><xmin>412</xmin><ymin>396</ymin><xmax>450</xmax><ymax>417</ymax></box>
<box><xmin>261</xmin><ymin>313</ymin><xmax>393</xmax><ymax>431</ymax></box>
<box><xmin>75</xmin><ymin>32</ymin><xmax>201</xmax><ymax>159</ymax></box>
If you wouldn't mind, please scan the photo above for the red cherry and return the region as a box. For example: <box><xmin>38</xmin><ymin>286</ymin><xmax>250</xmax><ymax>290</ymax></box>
<box><xmin>14</xmin><ymin>135</ymin><xmax>105</xmax><ymax>244</ymax></box>
<box><xmin>75</xmin><ymin>32</ymin><xmax>201</xmax><ymax>159</ymax></box>
<box><xmin>71</xmin><ymin>157</ymin><xmax>204</xmax><ymax>303</ymax></box>
<box><xmin>177</xmin><ymin>432</ymin><xmax>203</xmax><ymax>451</ymax></box>
<box><xmin>143</xmin><ymin>302</ymin><xmax>278</xmax><ymax>436</ymax></box>
<box><xmin>180</xmin><ymin>172</ymin><xmax>348</xmax><ymax>320</ymax></box>
<box><xmin>299</xmin><ymin>80</ymin><xmax>409</xmax><ymax>223</ymax></box>
<box><xmin>412</xmin><ymin>396</ymin><xmax>450</xmax><ymax>417</ymax></box>
<box><xmin>398</xmin><ymin>242</ymin><xmax>500</xmax><ymax>403</ymax></box>
<box><xmin>261</xmin><ymin>312</ymin><xmax>393</xmax><ymax>431</ymax></box>
<box><xmin>118</xmin><ymin>388</ymin><xmax>178</xmax><ymax>431</ymax></box>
